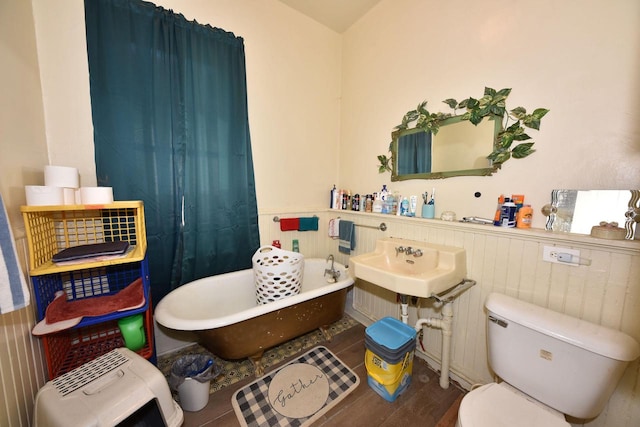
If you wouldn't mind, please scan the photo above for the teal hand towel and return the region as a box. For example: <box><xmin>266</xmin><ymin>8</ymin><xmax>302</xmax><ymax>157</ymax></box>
<box><xmin>298</xmin><ymin>217</ymin><xmax>319</xmax><ymax>231</ymax></box>
<box><xmin>338</xmin><ymin>220</ymin><xmax>355</xmax><ymax>254</ymax></box>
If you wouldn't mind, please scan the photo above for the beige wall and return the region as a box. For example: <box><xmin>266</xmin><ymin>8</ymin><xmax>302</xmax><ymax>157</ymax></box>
<box><xmin>0</xmin><ymin>1</ymin><xmax>50</xmax><ymax>426</ymax></box>
<box><xmin>341</xmin><ymin>0</ymin><xmax>640</xmax><ymax>229</ymax></box>
<box><xmin>32</xmin><ymin>0</ymin><xmax>343</xmax><ymax>212</ymax></box>
<box><xmin>29</xmin><ymin>0</ymin><xmax>640</xmax><ymax>224</ymax></box>
<box><xmin>0</xmin><ymin>0</ymin><xmax>49</xmax><ymax>226</ymax></box>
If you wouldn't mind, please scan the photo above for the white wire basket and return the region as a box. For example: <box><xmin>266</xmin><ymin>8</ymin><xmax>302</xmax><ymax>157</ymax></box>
<box><xmin>252</xmin><ymin>246</ymin><xmax>304</xmax><ymax>304</ymax></box>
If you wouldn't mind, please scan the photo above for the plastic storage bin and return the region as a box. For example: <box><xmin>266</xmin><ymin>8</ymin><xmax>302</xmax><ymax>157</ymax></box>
<box><xmin>31</xmin><ymin>259</ymin><xmax>150</xmax><ymax>325</ymax></box>
<box><xmin>21</xmin><ymin>201</ymin><xmax>147</xmax><ymax>275</ymax></box>
<box><xmin>22</xmin><ymin>201</ymin><xmax>156</xmax><ymax>380</ymax></box>
<box><xmin>41</xmin><ymin>304</ymin><xmax>155</xmax><ymax>379</ymax></box>
<box><xmin>365</xmin><ymin>317</ymin><xmax>417</xmax><ymax>402</ymax></box>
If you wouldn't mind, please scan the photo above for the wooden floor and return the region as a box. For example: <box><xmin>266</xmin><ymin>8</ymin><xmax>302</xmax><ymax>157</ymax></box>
<box><xmin>181</xmin><ymin>322</ymin><xmax>465</xmax><ymax>427</ymax></box>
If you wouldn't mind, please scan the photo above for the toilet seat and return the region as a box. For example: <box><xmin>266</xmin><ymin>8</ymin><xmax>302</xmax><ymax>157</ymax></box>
<box><xmin>457</xmin><ymin>383</ymin><xmax>570</xmax><ymax>427</ymax></box>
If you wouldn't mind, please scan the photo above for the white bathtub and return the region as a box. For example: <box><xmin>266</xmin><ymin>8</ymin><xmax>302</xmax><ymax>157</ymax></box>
<box><xmin>154</xmin><ymin>258</ymin><xmax>354</xmax><ymax>374</ymax></box>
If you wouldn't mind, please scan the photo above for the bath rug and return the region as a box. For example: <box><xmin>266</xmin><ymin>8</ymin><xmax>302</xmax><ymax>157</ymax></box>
<box><xmin>232</xmin><ymin>346</ymin><xmax>359</xmax><ymax>427</ymax></box>
<box><xmin>157</xmin><ymin>314</ymin><xmax>359</xmax><ymax>396</ymax></box>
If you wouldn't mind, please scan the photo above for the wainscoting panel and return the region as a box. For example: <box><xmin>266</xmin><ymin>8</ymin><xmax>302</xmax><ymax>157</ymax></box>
<box><xmin>260</xmin><ymin>210</ymin><xmax>640</xmax><ymax>427</ymax></box>
<box><xmin>0</xmin><ymin>238</ymin><xmax>47</xmax><ymax>427</ymax></box>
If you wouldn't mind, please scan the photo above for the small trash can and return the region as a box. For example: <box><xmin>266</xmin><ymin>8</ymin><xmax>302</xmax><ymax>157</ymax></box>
<box><xmin>365</xmin><ymin>317</ymin><xmax>417</xmax><ymax>402</ymax></box>
<box><xmin>169</xmin><ymin>354</ymin><xmax>220</xmax><ymax>412</ymax></box>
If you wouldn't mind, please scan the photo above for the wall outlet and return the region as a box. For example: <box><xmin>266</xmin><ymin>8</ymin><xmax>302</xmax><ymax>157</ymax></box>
<box><xmin>542</xmin><ymin>246</ymin><xmax>580</xmax><ymax>266</ymax></box>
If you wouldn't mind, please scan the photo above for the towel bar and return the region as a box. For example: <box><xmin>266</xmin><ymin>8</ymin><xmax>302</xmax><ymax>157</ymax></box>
<box><xmin>356</xmin><ymin>222</ymin><xmax>387</xmax><ymax>231</ymax></box>
<box><xmin>273</xmin><ymin>216</ymin><xmax>386</xmax><ymax>231</ymax></box>
<box><xmin>335</xmin><ymin>216</ymin><xmax>387</xmax><ymax>232</ymax></box>
<box><xmin>272</xmin><ymin>215</ymin><xmax>318</xmax><ymax>222</ymax></box>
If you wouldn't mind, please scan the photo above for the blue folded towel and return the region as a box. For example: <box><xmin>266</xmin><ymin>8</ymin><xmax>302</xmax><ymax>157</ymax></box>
<box><xmin>338</xmin><ymin>220</ymin><xmax>355</xmax><ymax>254</ymax></box>
<box><xmin>298</xmin><ymin>216</ymin><xmax>319</xmax><ymax>231</ymax></box>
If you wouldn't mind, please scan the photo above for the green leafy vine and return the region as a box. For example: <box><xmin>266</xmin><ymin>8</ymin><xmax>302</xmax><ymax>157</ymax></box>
<box><xmin>378</xmin><ymin>87</ymin><xmax>549</xmax><ymax>173</ymax></box>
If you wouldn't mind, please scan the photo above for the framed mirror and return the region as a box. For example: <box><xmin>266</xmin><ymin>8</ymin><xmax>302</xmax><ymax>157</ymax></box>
<box><xmin>391</xmin><ymin>115</ymin><xmax>503</xmax><ymax>181</ymax></box>
<box><xmin>544</xmin><ymin>189</ymin><xmax>640</xmax><ymax>239</ymax></box>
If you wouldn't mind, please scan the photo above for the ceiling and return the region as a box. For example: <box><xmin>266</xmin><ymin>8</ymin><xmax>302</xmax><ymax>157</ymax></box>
<box><xmin>277</xmin><ymin>0</ymin><xmax>382</xmax><ymax>33</ymax></box>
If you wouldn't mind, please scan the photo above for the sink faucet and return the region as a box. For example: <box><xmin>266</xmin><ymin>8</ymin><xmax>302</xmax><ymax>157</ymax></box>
<box><xmin>405</xmin><ymin>246</ymin><xmax>414</xmax><ymax>255</ymax></box>
<box><xmin>325</xmin><ymin>254</ymin><xmax>340</xmax><ymax>282</ymax></box>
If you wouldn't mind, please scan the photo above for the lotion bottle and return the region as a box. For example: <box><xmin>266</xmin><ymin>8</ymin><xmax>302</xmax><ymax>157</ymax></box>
<box><xmin>330</xmin><ymin>185</ymin><xmax>338</xmax><ymax>209</ymax></box>
<box><xmin>516</xmin><ymin>204</ymin><xmax>533</xmax><ymax>228</ymax></box>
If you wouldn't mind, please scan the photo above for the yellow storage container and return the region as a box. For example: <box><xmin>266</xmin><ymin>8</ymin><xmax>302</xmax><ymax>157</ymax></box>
<box><xmin>364</xmin><ymin>317</ymin><xmax>417</xmax><ymax>402</ymax></box>
<box><xmin>21</xmin><ymin>201</ymin><xmax>147</xmax><ymax>275</ymax></box>
<box><xmin>365</xmin><ymin>348</ymin><xmax>414</xmax><ymax>401</ymax></box>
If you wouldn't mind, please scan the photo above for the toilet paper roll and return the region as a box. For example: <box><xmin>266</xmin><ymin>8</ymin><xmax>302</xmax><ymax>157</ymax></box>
<box><xmin>44</xmin><ymin>165</ymin><xmax>79</xmax><ymax>189</ymax></box>
<box><xmin>79</xmin><ymin>187</ymin><xmax>114</xmax><ymax>204</ymax></box>
<box><xmin>63</xmin><ymin>188</ymin><xmax>76</xmax><ymax>205</ymax></box>
<box><xmin>25</xmin><ymin>186</ymin><xmax>65</xmax><ymax>206</ymax></box>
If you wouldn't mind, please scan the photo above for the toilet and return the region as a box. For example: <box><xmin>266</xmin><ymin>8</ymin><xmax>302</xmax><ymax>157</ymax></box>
<box><xmin>457</xmin><ymin>292</ymin><xmax>640</xmax><ymax>427</ymax></box>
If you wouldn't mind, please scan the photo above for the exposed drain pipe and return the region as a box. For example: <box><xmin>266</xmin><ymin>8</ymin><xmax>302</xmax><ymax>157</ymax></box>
<box><xmin>412</xmin><ymin>279</ymin><xmax>476</xmax><ymax>389</ymax></box>
<box><xmin>399</xmin><ymin>294</ymin><xmax>410</xmax><ymax>324</ymax></box>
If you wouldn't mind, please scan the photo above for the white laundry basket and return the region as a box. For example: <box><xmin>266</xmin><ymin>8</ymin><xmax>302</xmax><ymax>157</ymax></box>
<box><xmin>252</xmin><ymin>246</ymin><xmax>304</xmax><ymax>304</ymax></box>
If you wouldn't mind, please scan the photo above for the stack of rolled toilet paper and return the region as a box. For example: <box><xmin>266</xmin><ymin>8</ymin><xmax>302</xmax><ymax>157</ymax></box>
<box><xmin>25</xmin><ymin>166</ymin><xmax>114</xmax><ymax>206</ymax></box>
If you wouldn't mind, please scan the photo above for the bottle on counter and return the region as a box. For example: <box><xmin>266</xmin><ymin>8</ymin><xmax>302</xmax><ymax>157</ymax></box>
<box><xmin>353</xmin><ymin>194</ymin><xmax>360</xmax><ymax>211</ymax></box>
<box><xmin>400</xmin><ymin>197</ymin><xmax>409</xmax><ymax>216</ymax></box>
<box><xmin>493</xmin><ymin>194</ymin><xmax>505</xmax><ymax>226</ymax></box>
<box><xmin>383</xmin><ymin>193</ymin><xmax>393</xmax><ymax>214</ymax></box>
<box><xmin>365</xmin><ymin>195</ymin><xmax>373</xmax><ymax>212</ymax></box>
<box><xmin>330</xmin><ymin>185</ymin><xmax>339</xmax><ymax>209</ymax></box>
<box><xmin>373</xmin><ymin>194</ymin><xmax>383</xmax><ymax>213</ymax></box>
<box><xmin>379</xmin><ymin>186</ymin><xmax>389</xmax><ymax>214</ymax></box>
<box><xmin>516</xmin><ymin>204</ymin><xmax>533</xmax><ymax>228</ymax></box>
<box><xmin>500</xmin><ymin>198</ymin><xmax>517</xmax><ymax>227</ymax></box>
<box><xmin>342</xmin><ymin>191</ymin><xmax>349</xmax><ymax>210</ymax></box>
<box><xmin>409</xmin><ymin>195</ymin><xmax>418</xmax><ymax>217</ymax></box>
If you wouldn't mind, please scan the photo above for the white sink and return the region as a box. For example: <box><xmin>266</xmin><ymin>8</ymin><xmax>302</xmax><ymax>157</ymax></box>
<box><xmin>349</xmin><ymin>237</ymin><xmax>466</xmax><ymax>298</ymax></box>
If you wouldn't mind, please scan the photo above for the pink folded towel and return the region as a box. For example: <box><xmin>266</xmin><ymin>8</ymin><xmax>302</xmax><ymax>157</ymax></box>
<box><xmin>280</xmin><ymin>217</ymin><xmax>300</xmax><ymax>231</ymax></box>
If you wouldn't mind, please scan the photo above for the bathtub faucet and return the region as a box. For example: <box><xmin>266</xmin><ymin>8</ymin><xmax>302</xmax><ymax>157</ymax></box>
<box><xmin>325</xmin><ymin>255</ymin><xmax>341</xmax><ymax>282</ymax></box>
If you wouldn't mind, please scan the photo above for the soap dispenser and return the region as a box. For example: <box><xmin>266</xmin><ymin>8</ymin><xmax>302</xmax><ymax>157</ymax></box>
<box><xmin>373</xmin><ymin>193</ymin><xmax>383</xmax><ymax>213</ymax></box>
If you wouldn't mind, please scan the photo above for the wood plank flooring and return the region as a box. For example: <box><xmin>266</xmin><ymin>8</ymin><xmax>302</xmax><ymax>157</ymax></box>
<box><xmin>180</xmin><ymin>322</ymin><xmax>464</xmax><ymax>427</ymax></box>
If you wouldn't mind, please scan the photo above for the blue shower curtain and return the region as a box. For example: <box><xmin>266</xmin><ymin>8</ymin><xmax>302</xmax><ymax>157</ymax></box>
<box><xmin>85</xmin><ymin>0</ymin><xmax>260</xmax><ymax>303</ymax></box>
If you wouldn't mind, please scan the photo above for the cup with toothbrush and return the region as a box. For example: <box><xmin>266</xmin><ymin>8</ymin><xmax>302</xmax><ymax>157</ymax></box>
<box><xmin>422</xmin><ymin>188</ymin><xmax>435</xmax><ymax>219</ymax></box>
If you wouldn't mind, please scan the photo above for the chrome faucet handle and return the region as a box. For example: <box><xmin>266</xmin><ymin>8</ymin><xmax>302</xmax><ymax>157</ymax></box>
<box><xmin>395</xmin><ymin>246</ymin><xmax>405</xmax><ymax>256</ymax></box>
<box><xmin>413</xmin><ymin>249</ymin><xmax>423</xmax><ymax>257</ymax></box>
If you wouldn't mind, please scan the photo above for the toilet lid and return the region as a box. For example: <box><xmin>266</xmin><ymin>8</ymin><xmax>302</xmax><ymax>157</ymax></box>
<box><xmin>457</xmin><ymin>383</ymin><xmax>570</xmax><ymax>427</ymax></box>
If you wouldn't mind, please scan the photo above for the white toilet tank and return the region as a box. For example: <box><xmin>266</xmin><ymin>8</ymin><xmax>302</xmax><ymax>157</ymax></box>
<box><xmin>485</xmin><ymin>293</ymin><xmax>640</xmax><ymax>420</ymax></box>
